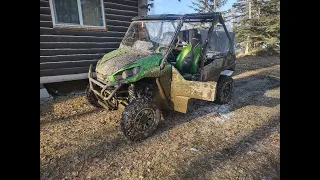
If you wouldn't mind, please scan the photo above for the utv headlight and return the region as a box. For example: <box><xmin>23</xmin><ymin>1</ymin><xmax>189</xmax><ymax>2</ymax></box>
<box><xmin>132</xmin><ymin>66</ymin><xmax>141</xmax><ymax>74</ymax></box>
<box><xmin>115</xmin><ymin>66</ymin><xmax>141</xmax><ymax>81</ymax></box>
<box><xmin>122</xmin><ymin>70</ymin><xmax>133</xmax><ymax>79</ymax></box>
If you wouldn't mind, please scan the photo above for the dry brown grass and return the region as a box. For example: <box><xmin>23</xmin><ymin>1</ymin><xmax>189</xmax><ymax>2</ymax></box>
<box><xmin>40</xmin><ymin>55</ymin><xmax>280</xmax><ymax>180</ymax></box>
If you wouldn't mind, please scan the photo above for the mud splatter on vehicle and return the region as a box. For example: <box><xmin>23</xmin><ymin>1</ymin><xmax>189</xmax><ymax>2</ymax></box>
<box><xmin>87</xmin><ymin>13</ymin><xmax>236</xmax><ymax>141</ymax></box>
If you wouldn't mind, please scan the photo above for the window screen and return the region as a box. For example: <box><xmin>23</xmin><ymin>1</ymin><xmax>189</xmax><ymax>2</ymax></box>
<box><xmin>81</xmin><ymin>0</ymin><xmax>103</xmax><ymax>26</ymax></box>
<box><xmin>51</xmin><ymin>0</ymin><xmax>105</xmax><ymax>28</ymax></box>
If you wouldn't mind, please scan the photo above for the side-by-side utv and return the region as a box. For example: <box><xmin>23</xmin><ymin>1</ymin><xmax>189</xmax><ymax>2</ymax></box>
<box><xmin>86</xmin><ymin>13</ymin><xmax>236</xmax><ymax>141</ymax></box>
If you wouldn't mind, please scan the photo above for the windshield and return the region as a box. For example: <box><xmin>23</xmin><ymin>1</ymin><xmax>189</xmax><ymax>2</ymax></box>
<box><xmin>120</xmin><ymin>20</ymin><xmax>179</xmax><ymax>53</ymax></box>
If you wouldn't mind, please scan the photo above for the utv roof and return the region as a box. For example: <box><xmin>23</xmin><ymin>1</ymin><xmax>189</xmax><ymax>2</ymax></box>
<box><xmin>132</xmin><ymin>12</ymin><xmax>223</xmax><ymax>22</ymax></box>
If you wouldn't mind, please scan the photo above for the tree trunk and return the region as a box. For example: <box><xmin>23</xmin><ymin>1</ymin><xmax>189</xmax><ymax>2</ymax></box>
<box><xmin>245</xmin><ymin>0</ymin><xmax>252</xmax><ymax>54</ymax></box>
<box><xmin>245</xmin><ymin>36</ymin><xmax>249</xmax><ymax>54</ymax></box>
<box><xmin>258</xmin><ymin>5</ymin><xmax>260</xmax><ymax>19</ymax></box>
<box><xmin>248</xmin><ymin>0</ymin><xmax>251</xmax><ymax>18</ymax></box>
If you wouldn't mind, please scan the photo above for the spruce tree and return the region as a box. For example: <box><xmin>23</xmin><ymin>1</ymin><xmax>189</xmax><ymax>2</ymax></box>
<box><xmin>232</xmin><ymin>0</ymin><xmax>279</xmax><ymax>53</ymax></box>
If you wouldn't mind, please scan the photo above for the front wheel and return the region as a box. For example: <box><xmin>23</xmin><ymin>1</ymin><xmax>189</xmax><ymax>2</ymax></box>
<box><xmin>120</xmin><ymin>98</ymin><xmax>161</xmax><ymax>141</ymax></box>
<box><xmin>215</xmin><ymin>75</ymin><xmax>234</xmax><ymax>104</ymax></box>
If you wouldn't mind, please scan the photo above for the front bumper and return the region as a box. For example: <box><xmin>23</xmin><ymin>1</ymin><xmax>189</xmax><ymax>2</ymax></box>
<box><xmin>88</xmin><ymin>65</ymin><xmax>121</xmax><ymax>101</ymax></box>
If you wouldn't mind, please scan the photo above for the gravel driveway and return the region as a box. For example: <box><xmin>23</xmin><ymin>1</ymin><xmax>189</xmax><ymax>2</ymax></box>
<box><xmin>40</xmin><ymin>55</ymin><xmax>280</xmax><ymax>180</ymax></box>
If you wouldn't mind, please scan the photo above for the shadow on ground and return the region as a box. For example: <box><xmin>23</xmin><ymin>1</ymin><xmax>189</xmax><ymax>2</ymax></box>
<box><xmin>233</xmin><ymin>55</ymin><xmax>280</xmax><ymax>76</ymax></box>
<box><xmin>40</xmin><ymin>95</ymin><xmax>82</xmax><ymax>117</ymax></box>
<box><xmin>175</xmin><ymin>114</ymin><xmax>280</xmax><ymax>179</ymax></box>
<box><xmin>40</xmin><ymin>108</ymin><xmax>101</xmax><ymax>127</ymax></box>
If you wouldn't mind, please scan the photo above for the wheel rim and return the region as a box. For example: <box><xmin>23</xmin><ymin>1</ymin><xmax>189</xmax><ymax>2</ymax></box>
<box><xmin>222</xmin><ymin>82</ymin><xmax>232</xmax><ymax>99</ymax></box>
<box><xmin>134</xmin><ymin>108</ymin><xmax>155</xmax><ymax>132</ymax></box>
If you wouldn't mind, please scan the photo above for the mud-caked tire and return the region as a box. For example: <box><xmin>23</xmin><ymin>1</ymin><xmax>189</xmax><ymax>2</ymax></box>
<box><xmin>215</xmin><ymin>75</ymin><xmax>234</xmax><ymax>105</ymax></box>
<box><xmin>85</xmin><ymin>85</ymin><xmax>102</xmax><ymax>108</ymax></box>
<box><xmin>120</xmin><ymin>98</ymin><xmax>161</xmax><ymax>141</ymax></box>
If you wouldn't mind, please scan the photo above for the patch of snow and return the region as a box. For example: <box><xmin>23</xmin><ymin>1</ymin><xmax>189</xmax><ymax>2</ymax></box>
<box><xmin>264</xmin><ymin>89</ymin><xmax>280</xmax><ymax>99</ymax></box>
<box><xmin>198</xmin><ymin>104</ymin><xmax>234</xmax><ymax>122</ymax></box>
<box><xmin>190</xmin><ymin>147</ymin><xmax>200</xmax><ymax>151</ymax></box>
<box><xmin>217</xmin><ymin>113</ymin><xmax>233</xmax><ymax>122</ymax></box>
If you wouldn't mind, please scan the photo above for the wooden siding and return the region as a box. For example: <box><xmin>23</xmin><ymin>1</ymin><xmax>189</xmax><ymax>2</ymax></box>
<box><xmin>40</xmin><ymin>0</ymin><xmax>138</xmax><ymax>77</ymax></box>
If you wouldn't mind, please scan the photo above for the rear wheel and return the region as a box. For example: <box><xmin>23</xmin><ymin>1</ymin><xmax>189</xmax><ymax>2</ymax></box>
<box><xmin>215</xmin><ymin>75</ymin><xmax>234</xmax><ymax>104</ymax></box>
<box><xmin>120</xmin><ymin>98</ymin><xmax>161</xmax><ymax>141</ymax></box>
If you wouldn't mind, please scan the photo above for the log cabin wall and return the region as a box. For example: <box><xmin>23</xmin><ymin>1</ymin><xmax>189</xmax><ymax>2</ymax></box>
<box><xmin>40</xmin><ymin>0</ymin><xmax>140</xmax><ymax>78</ymax></box>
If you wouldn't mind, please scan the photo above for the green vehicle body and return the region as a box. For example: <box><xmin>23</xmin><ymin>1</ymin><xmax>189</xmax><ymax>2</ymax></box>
<box><xmin>88</xmin><ymin>12</ymin><xmax>236</xmax><ymax>113</ymax></box>
<box><xmin>101</xmin><ymin>51</ymin><xmax>163</xmax><ymax>84</ymax></box>
<box><xmin>95</xmin><ymin>44</ymin><xmax>200</xmax><ymax>85</ymax></box>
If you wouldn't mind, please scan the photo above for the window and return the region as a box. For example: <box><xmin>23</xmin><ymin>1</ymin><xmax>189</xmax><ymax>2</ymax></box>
<box><xmin>49</xmin><ymin>0</ymin><xmax>106</xmax><ymax>30</ymax></box>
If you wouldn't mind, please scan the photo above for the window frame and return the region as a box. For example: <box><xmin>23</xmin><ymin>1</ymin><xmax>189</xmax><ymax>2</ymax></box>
<box><xmin>49</xmin><ymin>0</ymin><xmax>107</xmax><ymax>31</ymax></box>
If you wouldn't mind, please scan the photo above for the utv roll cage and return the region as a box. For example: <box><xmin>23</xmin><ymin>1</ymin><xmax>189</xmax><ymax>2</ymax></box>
<box><xmin>133</xmin><ymin>13</ymin><xmax>233</xmax><ymax>78</ymax></box>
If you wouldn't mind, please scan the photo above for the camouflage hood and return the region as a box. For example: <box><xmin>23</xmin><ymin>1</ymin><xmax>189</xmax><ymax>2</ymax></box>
<box><xmin>95</xmin><ymin>45</ymin><xmax>152</xmax><ymax>76</ymax></box>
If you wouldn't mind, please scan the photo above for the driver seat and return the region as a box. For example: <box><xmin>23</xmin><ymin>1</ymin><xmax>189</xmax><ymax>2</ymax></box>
<box><xmin>175</xmin><ymin>33</ymin><xmax>201</xmax><ymax>75</ymax></box>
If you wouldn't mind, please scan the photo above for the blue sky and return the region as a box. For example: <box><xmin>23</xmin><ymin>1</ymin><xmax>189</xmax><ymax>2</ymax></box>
<box><xmin>149</xmin><ymin>0</ymin><xmax>236</xmax><ymax>14</ymax></box>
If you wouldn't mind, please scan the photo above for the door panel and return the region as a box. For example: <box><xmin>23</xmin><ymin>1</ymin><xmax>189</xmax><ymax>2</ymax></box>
<box><xmin>201</xmin><ymin>57</ymin><xmax>224</xmax><ymax>82</ymax></box>
<box><xmin>170</xmin><ymin>67</ymin><xmax>217</xmax><ymax>113</ymax></box>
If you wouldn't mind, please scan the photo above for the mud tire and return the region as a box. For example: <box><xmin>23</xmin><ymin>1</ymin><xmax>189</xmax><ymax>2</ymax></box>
<box><xmin>215</xmin><ymin>75</ymin><xmax>234</xmax><ymax>105</ymax></box>
<box><xmin>120</xmin><ymin>98</ymin><xmax>161</xmax><ymax>141</ymax></box>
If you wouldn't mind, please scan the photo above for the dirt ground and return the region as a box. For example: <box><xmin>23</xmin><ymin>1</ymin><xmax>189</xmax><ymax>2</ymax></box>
<box><xmin>40</xmin><ymin>55</ymin><xmax>280</xmax><ymax>180</ymax></box>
